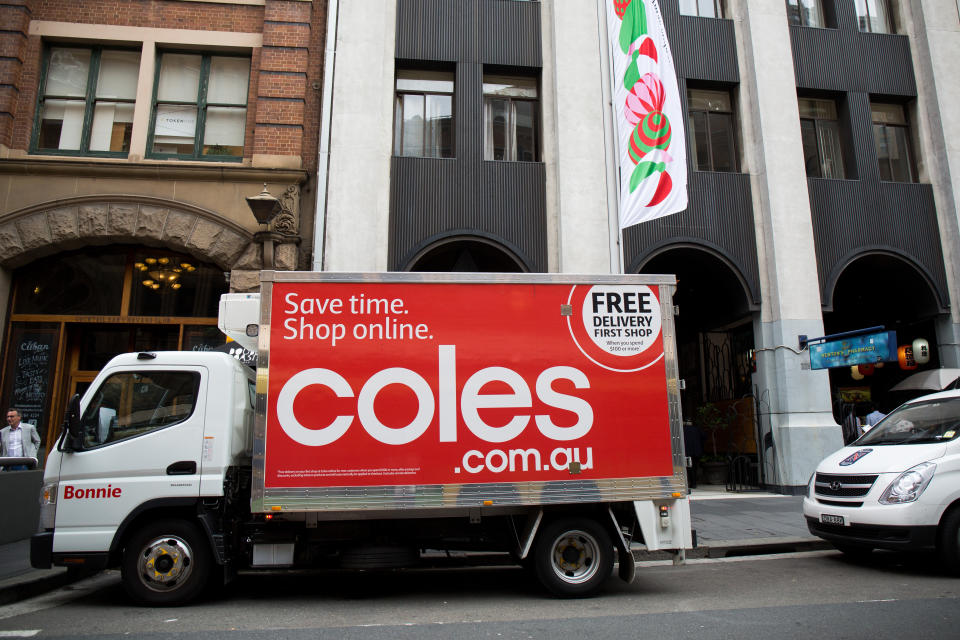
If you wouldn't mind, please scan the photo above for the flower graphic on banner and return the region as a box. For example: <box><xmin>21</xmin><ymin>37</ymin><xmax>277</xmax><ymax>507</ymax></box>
<box><xmin>607</xmin><ymin>0</ymin><xmax>686</xmax><ymax>223</ymax></box>
<box><xmin>613</xmin><ymin>0</ymin><xmax>673</xmax><ymax>206</ymax></box>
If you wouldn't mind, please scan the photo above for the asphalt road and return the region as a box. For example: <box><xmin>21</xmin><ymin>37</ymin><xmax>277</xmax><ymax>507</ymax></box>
<box><xmin>0</xmin><ymin>549</ymin><xmax>957</xmax><ymax>639</ymax></box>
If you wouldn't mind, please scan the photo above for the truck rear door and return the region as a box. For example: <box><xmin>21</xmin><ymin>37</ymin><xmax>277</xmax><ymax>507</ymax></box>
<box><xmin>53</xmin><ymin>365</ymin><xmax>208</xmax><ymax>553</ymax></box>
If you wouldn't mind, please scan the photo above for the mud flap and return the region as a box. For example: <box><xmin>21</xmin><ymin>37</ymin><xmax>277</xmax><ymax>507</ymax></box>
<box><xmin>514</xmin><ymin>508</ymin><xmax>543</xmax><ymax>560</ymax></box>
<box><xmin>608</xmin><ymin>507</ymin><xmax>636</xmax><ymax>583</ymax></box>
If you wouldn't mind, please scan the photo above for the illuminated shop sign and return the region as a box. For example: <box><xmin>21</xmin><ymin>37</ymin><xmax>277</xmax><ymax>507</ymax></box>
<box><xmin>809</xmin><ymin>331</ymin><xmax>897</xmax><ymax>370</ymax></box>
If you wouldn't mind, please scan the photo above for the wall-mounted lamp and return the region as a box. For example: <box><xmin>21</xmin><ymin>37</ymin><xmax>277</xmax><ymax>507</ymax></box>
<box><xmin>246</xmin><ymin>184</ymin><xmax>282</xmax><ymax>269</ymax></box>
<box><xmin>245</xmin><ymin>184</ymin><xmax>282</xmax><ymax>228</ymax></box>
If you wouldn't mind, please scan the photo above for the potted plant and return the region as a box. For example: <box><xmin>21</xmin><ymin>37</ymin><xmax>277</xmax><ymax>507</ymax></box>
<box><xmin>695</xmin><ymin>403</ymin><xmax>731</xmax><ymax>485</ymax></box>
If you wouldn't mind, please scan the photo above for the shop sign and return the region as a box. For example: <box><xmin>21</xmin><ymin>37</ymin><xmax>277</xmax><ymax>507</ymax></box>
<box><xmin>809</xmin><ymin>331</ymin><xmax>897</xmax><ymax>370</ymax></box>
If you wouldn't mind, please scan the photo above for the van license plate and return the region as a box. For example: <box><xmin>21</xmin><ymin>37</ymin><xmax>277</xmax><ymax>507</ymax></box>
<box><xmin>821</xmin><ymin>514</ymin><xmax>844</xmax><ymax>525</ymax></box>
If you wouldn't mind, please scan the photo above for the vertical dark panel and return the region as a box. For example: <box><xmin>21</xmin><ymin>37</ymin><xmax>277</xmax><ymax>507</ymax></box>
<box><xmin>389</xmin><ymin>157</ymin><xmax>546</xmax><ymax>270</ymax></box>
<box><xmin>790</xmin><ymin>25</ymin><xmax>915</xmax><ymax>95</ymax></box>
<box><xmin>395</xmin><ymin>0</ymin><xmax>475</xmax><ymax>61</ymax></box>
<box><xmin>622</xmin><ymin>5</ymin><xmax>753</xmax><ymax>299</ymax></box>
<box><xmin>481</xmin><ymin>0</ymin><xmax>542</xmax><ymax>66</ymax></box>
<box><xmin>853</xmin><ymin>34</ymin><xmax>915</xmax><ymax>96</ymax></box>
<box><xmin>623</xmin><ymin>172</ymin><xmax>760</xmax><ymax>306</ymax></box>
<box><xmin>390</xmin><ymin>0</ymin><xmax>546</xmax><ymax>271</ymax></box>
<box><xmin>790</xmin><ymin>9</ymin><xmax>937</xmax><ymax>307</ymax></box>
<box><xmin>791</xmin><ymin>26</ymin><xmax>847</xmax><ymax>91</ymax></box>
<box><xmin>807</xmin><ymin>179</ymin><xmax>948</xmax><ymax>309</ymax></box>
<box><xmin>676</xmin><ymin>16</ymin><xmax>739</xmax><ymax>83</ymax></box>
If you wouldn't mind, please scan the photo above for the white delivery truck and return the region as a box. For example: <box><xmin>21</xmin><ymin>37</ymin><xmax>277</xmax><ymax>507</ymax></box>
<box><xmin>31</xmin><ymin>272</ymin><xmax>693</xmax><ymax>605</ymax></box>
<box><xmin>803</xmin><ymin>388</ymin><xmax>960</xmax><ymax>572</ymax></box>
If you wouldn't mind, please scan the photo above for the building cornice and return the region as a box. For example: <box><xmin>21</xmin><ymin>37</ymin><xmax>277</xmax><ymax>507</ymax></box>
<box><xmin>0</xmin><ymin>159</ymin><xmax>308</xmax><ymax>184</ymax></box>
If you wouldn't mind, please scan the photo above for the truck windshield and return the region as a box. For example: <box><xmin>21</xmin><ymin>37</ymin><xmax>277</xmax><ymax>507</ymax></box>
<box><xmin>856</xmin><ymin>396</ymin><xmax>960</xmax><ymax>446</ymax></box>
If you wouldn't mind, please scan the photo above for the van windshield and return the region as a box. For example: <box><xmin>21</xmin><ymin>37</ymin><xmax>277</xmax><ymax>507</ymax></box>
<box><xmin>857</xmin><ymin>397</ymin><xmax>960</xmax><ymax>446</ymax></box>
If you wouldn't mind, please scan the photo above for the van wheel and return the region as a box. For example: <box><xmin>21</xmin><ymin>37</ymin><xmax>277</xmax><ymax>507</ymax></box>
<box><xmin>938</xmin><ymin>508</ymin><xmax>960</xmax><ymax>575</ymax></box>
<box><xmin>533</xmin><ymin>517</ymin><xmax>613</xmax><ymax>597</ymax></box>
<box><xmin>122</xmin><ymin>519</ymin><xmax>212</xmax><ymax>606</ymax></box>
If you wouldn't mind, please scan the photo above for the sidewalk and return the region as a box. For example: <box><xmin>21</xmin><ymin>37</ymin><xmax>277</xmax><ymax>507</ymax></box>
<box><xmin>674</xmin><ymin>485</ymin><xmax>827</xmax><ymax>559</ymax></box>
<box><xmin>0</xmin><ymin>486</ymin><xmax>825</xmax><ymax>605</ymax></box>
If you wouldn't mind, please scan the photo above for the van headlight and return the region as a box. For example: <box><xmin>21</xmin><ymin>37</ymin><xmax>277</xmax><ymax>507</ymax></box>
<box><xmin>39</xmin><ymin>482</ymin><xmax>57</xmax><ymax>529</ymax></box>
<box><xmin>879</xmin><ymin>462</ymin><xmax>936</xmax><ymax>505</ymax></box>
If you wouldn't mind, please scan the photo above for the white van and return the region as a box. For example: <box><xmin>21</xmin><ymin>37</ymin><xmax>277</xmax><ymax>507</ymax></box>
<box><xmin>803</xmin><ymin>389</ymin><xmax>960</xmax><ymax>572</ymax></box>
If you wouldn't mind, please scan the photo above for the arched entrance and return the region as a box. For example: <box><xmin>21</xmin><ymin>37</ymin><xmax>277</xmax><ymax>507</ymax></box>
<box><xmin>640</xmin><ymin>247</ymin><xmax>757</xmax><ymax>466</ymax></box>
<box><xmin>1</xmin><ymin>245</ymin><xmax>228</xmax><ymax>451</ymax></box>
<box><xmin>406</xmin><ymin>238</ymin><xmax>527</xmax><ymax>272</ymax></box>
<box><xmin>824</xmin><ymin>253</ymin><xmax>943</xmax><ymax>418</ymax></box>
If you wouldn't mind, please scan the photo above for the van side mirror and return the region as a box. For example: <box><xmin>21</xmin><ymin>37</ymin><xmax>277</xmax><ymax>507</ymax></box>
<box><xmin>62</xmin><ymin>394</ymin><xmax>83</xmax><ymax>452</ymax></box>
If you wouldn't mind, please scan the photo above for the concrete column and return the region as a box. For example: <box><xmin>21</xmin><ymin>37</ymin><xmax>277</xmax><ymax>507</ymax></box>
<box><xmin>541</xmin><ymin>0</ymin><xmax>615</xmax><ymax>274</ymax></box>
<box><xmin>730</xmin><ymin>0</ymin><xmax>842</xmax><ymax>491</ymax></box>
<box><xmin>900</xmin><ymin>0</ymin><xmax>960</xmax><ymax>368</ymax></box>
<box><xmin>322</xmin><ymin>0</ymin><xmax>396</xmax><ymax>271</ymax></box>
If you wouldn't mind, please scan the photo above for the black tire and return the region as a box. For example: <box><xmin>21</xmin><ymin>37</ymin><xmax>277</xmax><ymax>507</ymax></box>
<box><xmin>833</xmin><ymin>542</ymin><xmax>874</xmax><ymax>559</ymax></box>
<box><xmin>121</xmin><ymin>519</ymin><xmax>212</xmax><ymax>606</ymax></box>
<box><xmin>938</xmin><ymin>508</ymin><xmax>960</xmax><ymax>576</ymax></box>
<box><xmin>533</xmin><ymin>517</ymin><xmax>613</xmax><ymax>598</ymax></box>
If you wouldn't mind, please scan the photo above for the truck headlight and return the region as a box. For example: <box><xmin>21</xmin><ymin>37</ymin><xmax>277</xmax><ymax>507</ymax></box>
<box><xmin>39</xmin><ymin>482</ymin><xmax>57</xmax><ymax>529</ymax></box>
<box><xmin>879</xmin><ymin>462</ymin><xmax>936</xmax><ymax>505</ymax></box>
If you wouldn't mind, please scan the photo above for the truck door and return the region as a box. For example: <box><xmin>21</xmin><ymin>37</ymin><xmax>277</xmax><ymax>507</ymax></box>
<box><xmin>53</xmin><ymin>366</ymin><xmax>207</xmax><ymax>553</ymax></box>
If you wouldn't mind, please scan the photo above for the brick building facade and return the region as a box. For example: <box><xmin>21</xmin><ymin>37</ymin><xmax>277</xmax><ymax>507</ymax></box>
<box><xmin>0</xmin><ymin>0</ymin><xmax>326</xmax><ymax>446</ymax></box>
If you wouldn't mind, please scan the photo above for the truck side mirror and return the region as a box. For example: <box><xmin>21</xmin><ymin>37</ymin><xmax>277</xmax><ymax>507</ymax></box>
<box><xmin>63</xmin><ymin>394</ymin><xmax>83</xmax><ymax>452</ymax></box>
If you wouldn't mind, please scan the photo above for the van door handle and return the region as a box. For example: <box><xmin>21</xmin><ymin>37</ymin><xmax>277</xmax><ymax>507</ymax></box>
<box><xmin>166</xmin><ymin>461</ymin><xmax>197</xmax><ymax>475</ymax></box>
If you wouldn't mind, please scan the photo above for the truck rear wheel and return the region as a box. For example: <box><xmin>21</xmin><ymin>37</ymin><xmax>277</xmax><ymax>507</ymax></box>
<box><xmin>122</xmin><ymin>519</ymin><xmax>212</xmax><ymax>606</ymax></box>
<box><xmin>533</xmin><ymin>517</ymin><xmax>613</xmax><ymax>597</ymax></box>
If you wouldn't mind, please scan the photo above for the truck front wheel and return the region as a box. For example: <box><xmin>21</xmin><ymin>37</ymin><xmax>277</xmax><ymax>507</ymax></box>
<box><xmin>533</xmin><ymin>517</ymin><xmax>613</xmax><ymax>597</ymax></box>
<box><xmin>121</xmin><ymin>519</ymin><xmax>212</xmax><ymax>606</ymax></box>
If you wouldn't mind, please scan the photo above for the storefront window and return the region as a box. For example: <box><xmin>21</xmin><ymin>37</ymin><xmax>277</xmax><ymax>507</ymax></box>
<box><xmin>183</xmin><ymin>325</ymin><xmax>229</xmax><ymax>352</ymax></box>
<box><xmin>4</xmin><ymin>246</ymin><xmax>228</xmax><ymax>449</ymax></box>
<box><xmin>14</xmin><ymin>251</ymin><xmax>126</xmax><ymax>315</ymax></box>
<box><xmin>128</xmin><ymin>250</ymin><xmax>225</xmax><ymax>317</ymax></box>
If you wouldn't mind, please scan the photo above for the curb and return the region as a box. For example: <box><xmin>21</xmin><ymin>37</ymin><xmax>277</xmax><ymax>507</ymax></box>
<box><xmin>633</xmin><ymin>536</ymin><xmax>833</xmax><ymax>561</ymax></box>
<box><xmin>0</xmin><ymin>568</ymin><xmax>93</xmax><ymax>607</ymax></box>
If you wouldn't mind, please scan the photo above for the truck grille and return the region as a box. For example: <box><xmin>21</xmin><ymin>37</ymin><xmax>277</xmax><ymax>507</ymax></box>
<box><xmin>815</xmin><ymin>473</ymin><xmax>877</xmax><ymax>498</ymax></box>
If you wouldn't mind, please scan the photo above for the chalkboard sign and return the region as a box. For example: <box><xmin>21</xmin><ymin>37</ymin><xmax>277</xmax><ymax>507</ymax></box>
<box><xmin>9</xmin><ymin>330</ymin><xmax>57</xmax><ymax>436</ymax></box>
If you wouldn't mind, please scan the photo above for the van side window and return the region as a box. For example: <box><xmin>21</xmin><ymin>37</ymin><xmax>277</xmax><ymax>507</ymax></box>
<box><xmin>80</xmin><ymin>371</ymin><xmax>200</xmax><ymax>448</ymax></box>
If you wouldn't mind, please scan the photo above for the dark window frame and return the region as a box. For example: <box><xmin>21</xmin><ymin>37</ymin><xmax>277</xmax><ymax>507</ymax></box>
<box><xmin>856</xmin><ymin>0</ymin><xmax>895</xmax><ymax>34</ymax></box>
<box><xmin>482</xmin><ymin>74</ymin><xmax>541</xmax><ymax>163</ymax></box>
<box><xmin>679</xmin><ymin>0</ymin><xmax>724</xmax><ymax>19</ymax></box>
<box><xmin>799</xmin><ymin>97</ymin><xmax>847</xmax><ymax>179</ymax></box>
<box><xmin>871</xmin><ymin>102</ymin><xmax>916</xmax><ymax>183</ymax></box>
<box><xmin>30</xmin><ymin>45</ymin><xmax>141</xmax><ymax>158</ymax></box>
<box><xmin>147</xmin><ymin>51</ymin><xmax>251</xmax><ymax>162</ymax></box>
<box><xmin>393</xmin><ymin>68</ymin><xmax>455</xmax><ymax>159</ymax></box>
<box><xmin>786</xmin><ymin>0</ymin><xmax>828</xmax><ymax>28</ymax></box>
<box><xmin>687</xmin><ymin>87</ymin><xmax>740</xmax><ymax>173</ymax></box>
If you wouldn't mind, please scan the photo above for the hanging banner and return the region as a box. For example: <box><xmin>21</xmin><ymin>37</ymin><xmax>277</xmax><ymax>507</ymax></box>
<box><xmin>606</xmin><ymin>0</ymin><xmax>688</xmax><ymax>228</ymax></box>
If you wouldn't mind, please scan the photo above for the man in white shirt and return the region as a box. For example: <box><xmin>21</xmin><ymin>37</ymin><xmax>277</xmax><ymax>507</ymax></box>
<box><xmin>1</xmin><ymin>408</ymin><xmax>41</xmax><ymax>471</ymax></box>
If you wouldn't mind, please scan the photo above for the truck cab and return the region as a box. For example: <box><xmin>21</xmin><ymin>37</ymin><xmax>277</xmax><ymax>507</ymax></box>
<box><xmin>32</xmin><ymin>351</ymin><xmax>254</xmax><ymax>603</ymax></box>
